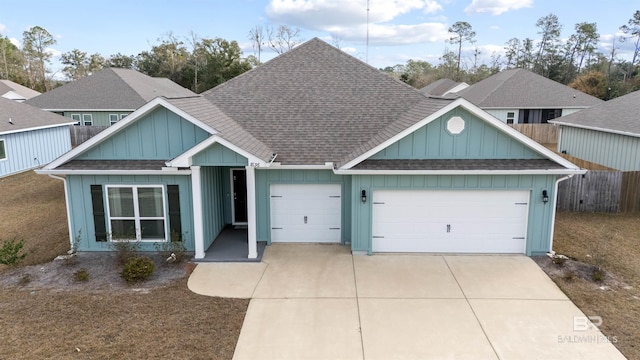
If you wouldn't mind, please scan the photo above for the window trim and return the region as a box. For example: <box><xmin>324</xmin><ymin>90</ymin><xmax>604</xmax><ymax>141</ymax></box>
<box><xmin>120</xmin><ymin>113</ymin><xmax>128</xmax><ymax>120</ymax></box>
<box><xmin>109</xmin><ymin>114</ymin><xmax>119</xmax><ymax>126</ymax></box>
<box><xmin>70</xmin><ymin>114</ymin><xmax>81</xmax><ymax>126</ymax></box>
<box><xmin>105</xmin><ymin>185</ymin><xmax>168</xmax><ymax>242</ymax></box>
<box><xmin>506</xmin><ymin>111</ymin><xmax>515</xmax><ymax>124</ymax></box>
<box><xmin>82</xmin><ymin>114</ymin><xmax>93</xmax><ymax>126</ymax></box>
<box><xmin>0</xmin><ymin>139</ymin><xmax>6</xmax><ymax>161</ymax></box>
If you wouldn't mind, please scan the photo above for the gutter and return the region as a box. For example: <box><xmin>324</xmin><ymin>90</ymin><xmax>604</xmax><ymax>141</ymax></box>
<box><xmin>333</xmin><ymin>169</ymin><xmax>586</xmax><ymax>176</ymax></box>
<box><xmin>548</xmin><ymin>174</ymin><xmax>574</xmax><ymax>254</ymax></box>
<box><xmin>46</xmin><ymin>174</ymin><xmax>76</xmax><ymax>253</ymax></box>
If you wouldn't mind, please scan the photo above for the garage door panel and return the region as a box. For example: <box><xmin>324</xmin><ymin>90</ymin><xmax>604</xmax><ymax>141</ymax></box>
<box><xmin>372</xmin><ymin>190</ymin><xmax>529</xmax><ymax>253</ymax></box>
<box><xmin>270</xmin><ymin>184</ymin><xmax>342</xmax><ymax>243</ymax></box>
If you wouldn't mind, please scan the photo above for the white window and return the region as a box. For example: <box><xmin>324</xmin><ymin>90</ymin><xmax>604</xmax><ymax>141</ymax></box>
<box><xmin>120</xmin><ymin>114</ymin><xmax>128</xmax><ymax>120</ymax></box>
<box><xmin>506</xmin><ymin>112</ymin><xmax>515</xmax><ymax>124</ymax></box>
<box><xmin>71</xmin><ymin>114</ymin><xmax>81</xmax><ymax>125</ymax></box>
<box><xmin>0</xmin><ymin>139</ymin><xmax>6</xmax><ymax>160</ymax></box>
<box><xmin>82</xmin><ymin>114</ymin><xmax>93</xmax><ymax>126</ymax></box>
<box><xmin>109</xmin><ymin>114</ymin><xmax>119</xmax><ymax>125</ymax></box>
<box><xmin>106</xmin><ymin>185</ymin><xmax>167</xmax><ymax>241</ymax></box>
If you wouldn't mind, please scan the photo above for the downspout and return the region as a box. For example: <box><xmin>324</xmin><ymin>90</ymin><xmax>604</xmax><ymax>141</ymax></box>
<box><xmin>548</xmin><ymin>174</ymin><xmax>573</xmax><ymax>255</ymax></box>
<box><xmin>48</xmin><ymin>174</ymin><xmax>75</xmax><ymax>253</ymax></box>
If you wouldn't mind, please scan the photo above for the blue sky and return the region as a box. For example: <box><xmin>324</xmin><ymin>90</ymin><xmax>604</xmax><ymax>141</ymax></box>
<box><xmin>1</xmin><ymin>0</ymin><xmax>637</xmax><ymax>77</ymax></box>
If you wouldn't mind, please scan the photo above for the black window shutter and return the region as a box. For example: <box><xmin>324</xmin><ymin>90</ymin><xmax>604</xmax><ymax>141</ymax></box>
<box><xmin>167</xmin><ymin>185</ymin><xmax>182</xmax><ymax>242</ymax></box>
<box><xmin>90</xmin><ymin>185</ymin><xmax>107</xmax><ymax>242</ymax></box>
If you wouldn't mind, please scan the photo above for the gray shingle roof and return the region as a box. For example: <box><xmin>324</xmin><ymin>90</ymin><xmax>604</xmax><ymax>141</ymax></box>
<box><xmin>57</xmin><ymin>160</ymin><xmax>166</xmax><ymax>171</ymax></box>
<box><xmin>0</xmin><ymin>80</ymin><xmax>40</xmax><ymax>100</ymax></box>
<box><xmin>0</xmin><ymin>96</ymin><xmax>74</xmax><ymax>134</ymax></box>
<box><xmin>25</xmin><ymin>68</ymin><xmax>195</xmax><ymax>110</ymax></box>
<box><xmin>202</xmin><ymin>37</ymin><xmax>447</xmax><ymax>165</ymax></box>
<box><xmin>549</xmin><ymin>90</ymin><xmax>640</xmax><ymax>135</ymax></box>
<box><xmin>419</xmin><ymin>79</ymin><xmax>461</xmax><ymax>96</ymax></box>
<box><xmin>353</xmin><ymin>159</ymin><xmax>565</xmax><ymax>170</ymax></box>
<box><xmin>456</xmin><ymin>69</ymin><xmax>603</xmax><ymax>108</ymax></box>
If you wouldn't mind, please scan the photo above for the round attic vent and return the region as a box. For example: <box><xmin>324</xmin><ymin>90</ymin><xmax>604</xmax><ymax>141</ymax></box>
<box><xmin>447</xmin><ymin>116</ymin><xmax>465</xmax><ymax>135</ymax></box>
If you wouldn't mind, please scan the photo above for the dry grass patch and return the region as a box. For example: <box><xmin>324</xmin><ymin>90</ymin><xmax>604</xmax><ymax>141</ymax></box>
<box><xmin>0</xmin><ymin>170</ymin><xmax>69</xmax><ymax>267</ymax></box>
<box><xmin>544</xmin><ymin>211</ymin><xmax>640</xmax><ymax>359</ymax></box>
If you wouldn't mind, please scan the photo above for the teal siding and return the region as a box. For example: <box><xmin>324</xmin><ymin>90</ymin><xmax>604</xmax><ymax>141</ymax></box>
<box><xmin>201</xmin><ymin>167</ymin><xmax>228</xmax><ymax>250</ymax></box>
<box><xmin>255</xmin><ymin>169</ymin><xmax>352</xmax><ymax>244</ymax></box>
<box><xmin>351</xmin><ymin>174</ymin><xmax>557</xmax><ymax>256</ymax></box>
<box><xmin>192</xmin><ymin>143</ymin><xmax>248</xmax><ymax>166</ymax></box>
<box><xmin>559</xmin><ymin>126</ymin><xmax>640</xmax><ymax>171</ymax></box>
<box><xmin>0</xmin><ymin>125</ymin><xmax>71</xmax><ymax>177</ymax></box>
<box><xmin>371</xmin><ymin>108</ymin><xmax>543</xmax><ymax>160</ymax></box>
<box><xmin>63</xmin><ymin>111</ymin><xmax>132</xmax><ymax>127</ymax></box>
<box><xmin>66</xmin><ymin>174</ymin><xmax>194</xmax><ymax>251</ymax></box>
<box><xmin>77</xmin><ymin>107</ymin><xmax>210</xmax><ymax>160</ymax></box>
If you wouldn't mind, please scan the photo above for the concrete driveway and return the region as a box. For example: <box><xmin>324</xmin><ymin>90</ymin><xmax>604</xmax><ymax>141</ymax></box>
<box><xmin>188</xmin><ymin>244</ymin><xmax>625</xmax><ymax>360</ymax></box>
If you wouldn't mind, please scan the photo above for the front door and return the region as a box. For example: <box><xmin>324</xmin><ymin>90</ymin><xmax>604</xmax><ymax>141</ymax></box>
<box><xmin>231</xmin><ymin>169</ymin><xmax>247</xmax><ymax>224</ymax></box>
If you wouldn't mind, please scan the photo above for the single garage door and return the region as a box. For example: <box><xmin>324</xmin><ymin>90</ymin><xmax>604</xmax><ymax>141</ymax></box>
<box><xmin>372</xmin><ymin>190</ymin><xmax>529</xmax><ymax>253</ymax></box>
<box><xmin>270</xmin><ymin>184</ymin><xmax>342</xmax><ymax>243</ymax></box>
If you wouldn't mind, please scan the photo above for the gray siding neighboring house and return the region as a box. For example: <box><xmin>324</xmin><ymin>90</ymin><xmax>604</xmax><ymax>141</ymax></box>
<box><xmin>0</xmin><ymin>80</ymin><xmax>40</xmax><ymax>102</ymax></box>
<box><xmin>0</xmin><ymin>97</ymin><xmax>75</xmax><ymax>177</ymax></box>
<box><xmin>550</xmin><ymin>91</ymin><xmax>640</xmax><ymax>171</ymax></box>
<box><xmin>25</xmin><ymin>68</ymin><xmax>195</xmax><ymax>126</ymax></box>
<box><xmin>456</xmin><ymin>69</ymin><xmax>603</xmax><ymax>124</ymax></box>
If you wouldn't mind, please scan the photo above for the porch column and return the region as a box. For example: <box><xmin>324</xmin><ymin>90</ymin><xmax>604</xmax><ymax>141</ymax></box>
<box><xmin>191</xmin><ymin>166</ymin><xmax>205</xmax><ymax>259</ymax></box>
<box><xmin>246</xmin><ymin>165</ymin><xmax>258</xmax><ymax>259</ymax></box>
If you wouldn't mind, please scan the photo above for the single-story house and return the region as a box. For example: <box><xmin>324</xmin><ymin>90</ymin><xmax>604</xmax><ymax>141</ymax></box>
<box><xmin>26</xmin><ymin>68</ymin><xmax>195</xmax><ymax>126</ymax></box>
<box><xmin>456</xmin><ymin>69</ymin><xmax>602</xmax><ymax>124</ymax></box>
<box><xmin>419</xmin><ymin>78</ymin><xmax>468</xmax><ymax>96</ymax></box>
<box><xmin>0</xmin><ymin>97</ymin><xmax>75</xmax><ymax>177</ymax></box>
<box><xmin>0</xmin><ymin>79</ymin><xmax>40</xmax><ymax>102</ymax></box>
<box><xmin>550</xmin><ymin>90</ymin><xmax>640</xmax><ymax>171</ymax></box>
<box><xmin>37</xmin><ymin>38</ymin><xmax>584</xmax><ymax>259</ymax></box>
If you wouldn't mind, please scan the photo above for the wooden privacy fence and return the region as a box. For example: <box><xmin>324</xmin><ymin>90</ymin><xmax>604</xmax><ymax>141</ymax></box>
<box><xmin>557</xmin><ymin>170</ymin><xmax>640</xmax><ymax>213</ymax></box>
<box><xmin>508</xmin><ymin>124</ymin><xmax>558</xmax><ymax>144</ymax></box>
<box><xmin>69</xmin><ymin>126</ymin><xmax>108</xmax><ymax>146</ymax></box>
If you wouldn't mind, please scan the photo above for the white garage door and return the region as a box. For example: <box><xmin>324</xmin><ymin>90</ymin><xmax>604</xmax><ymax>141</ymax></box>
<box><xmin>372</xmin><ymin>190</ymin><xmax>529</xmax><ymax>253</ymax></box>
<box><xmin>270</xmin><ymin>184</ymin><xmax>342</xmax><ymax>243</ymax></box>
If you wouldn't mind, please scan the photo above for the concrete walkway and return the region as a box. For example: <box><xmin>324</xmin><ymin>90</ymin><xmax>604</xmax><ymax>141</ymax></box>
<box><xmin>188</xmin><ymin>244</ymin><xmax>626</xmax><ymax>360</ymax></box>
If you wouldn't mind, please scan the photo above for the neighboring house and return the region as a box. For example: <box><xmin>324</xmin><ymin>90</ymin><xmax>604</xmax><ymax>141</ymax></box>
<box><xmin>0</xmin><ymin>80</ymin><xmax>41</xmax><ymax>102</ymax></box>
<box><xmin>0</xmin><ymin>97</ymin><xmax>75</xmax><ymax>177</ymax></box>
<box><xmin>550</xmin><ymin>91</ymin><xmax>640</xmax><ymax>171</ymax></box>
<box><xmin>37</xmin><ymin>38</ymin><xmax>583</xmax><ymax>259</ymax></box>
<box><xmin>26</xmin><ymin>68</ymin><xmax>195</xmax><ymax>126</ymax></box>
<box><xmin>456</xmin><ymin>69</ymin><xmax>603</xmax><ymax>124</ymax></box>
<box><xmin>419</xmin><ymin>78</ymin><xmax>468</xmax><ymax>96</ymax></box>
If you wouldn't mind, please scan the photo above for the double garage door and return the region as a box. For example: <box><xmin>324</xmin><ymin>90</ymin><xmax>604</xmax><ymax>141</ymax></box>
<box><xmin>372</xmin><ymin>190</ymin><xmax>529</xmax><ymax>254</ymax></box>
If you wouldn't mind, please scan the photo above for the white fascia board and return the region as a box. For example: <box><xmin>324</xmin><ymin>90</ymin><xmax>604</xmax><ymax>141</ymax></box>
<box><xmin>548</xmin><ymin>121</ymin><xmax>640</xmax><ymax>139</ymax></box>
<box><xmin>166</xmin><ymin>135</ymin><xmax>266</xmax><ymax>167</ymax></box>
<box><xmin>445</xmin><ymin>82</ymin><xmax>469</xmax><ymax>94</ymax></box>
<box><xmin>43</xmin><ymin>97</ymin><xmax>218</xmax><ymax>170</ymax></box>
<box><xmin>42</xmin><ymin>109</ymin><xmax>136</xmax><ymax>112</ymax></box>
<box><xmin>35</xmin><ymin>169</ymin><xmax>192</xmax><ymax>176</ymax></box>
<box><xmin>341</xmin><ymin>98</ymin><xmax>581</xmax><ymax>171</ymax></box>
<box><xmin>480</xmin><ymin>106</ymin><xmax>590</xmax><ymax>110</ymax></box>
<box><xmin>334</xmin><ymin>168</ymin><xmax>587</xmax><ymax>176</ymax></box>
<box><xmin>0</xmin><ymin>122</ymin><xmax>77</xmax><ymax>136</ymax></box>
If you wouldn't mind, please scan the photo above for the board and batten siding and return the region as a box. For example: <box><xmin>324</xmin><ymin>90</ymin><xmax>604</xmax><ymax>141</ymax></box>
<box><xmin>254</xmin><ymin>169</ymin><xmax>352</xmax><ymax>244</ymax></box>
<box><xmin>351</xmin><ymin>174</ymin><xmax>557</xmax><ymax>256</ymax></box>
<box><xmin>63</xmin><ymin>111</ymin><xmax>132</xmax><ymax>127</ymax></box>
<box><xmin>0</xmin><ymin>125</ymin><xmax>71</xmax><ymax>177</ymax></box>
<box><xmin>558</xmin><ymin>126</ymin><xmax>640</xmax><ymax>171</ymax></box>
<box><xmin>370</xmin><ymin>108</ymin><xmax>543</xmax><ymax>160</ymax></box>
<box><xmin>200</xmin><ymin>167</ymin><xmax>228</xmax><ymax>251</ymax></box>
<box><xmin>77</xmin><ymin>107</ymin><xmax>210</xmax><ymax>160</ymax></box>
<box><xmin>192</xmin><ymin>142</ymin><xmax>248</xmax><ymax>166</ymax></box>
<box><xmin>65</xmin><ymin>174</ymin><xmax>194</xmax><ymax>251</ymax></box>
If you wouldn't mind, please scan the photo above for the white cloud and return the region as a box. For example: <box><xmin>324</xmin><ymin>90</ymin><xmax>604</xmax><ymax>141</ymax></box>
<box><xmin>265</xmin><ymin>0</ymin><xmax>446</xmax><ymax>45</ymax></box>
<box><xmin>46</xmin><ymin>47</ymin><xmax>62</xmax><ymax>58</ymax></box>
<box><xmin>464</xmin><ymin>0</ymin><xmax>532</xmax><ymax>16</ymax></box>
<box><xmin>9</xmin><ymin>37</ymin><xmax>20</xmax><ymax>47</ymax></box>
<box><xmin>489</xmin><ymin>25</ymin><xmax>500</xmax><ymax>30</ymax></box>
<box><xmin>0</xmin><ymin>23</ymin><xmax>6</xmax><ymax>33</ymax></box>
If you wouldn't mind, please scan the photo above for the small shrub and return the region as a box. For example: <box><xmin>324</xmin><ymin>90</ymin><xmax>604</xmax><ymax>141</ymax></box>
<box><xmin>592</xmin><ymin>268</ymin><xmax>606</xmax><ymax>282</ymax></box>
<box><xmin>74</xmin><ymin>268</ymin><xmax>90</xmax><ymax>282</ymax></box>
<box><xmin>64</xmin><ymin>231</ymin><xmax>82</xmax><ymax>266</ymax></box>
<box><xmin>552</xmin><ymin>255</ymin><xmax>568</xmax><ymax>268</ymax></box>
<box><xmin>0</xmin><ymin>238</ymin><xmax>27</xmax><ymax>266</ymax></box>
<box><xmin>121</xmin><ymin>256</ymin><xmax>155</xmax><ymax>283</ymax></box>
<box><xmin>154</xmin><ymin>231</ymin><xmax>187</xmax><ymax>264</ymax></box>
<box><xmin>109</xmin><ymin>240</ymin><xmax>141</xmax><ymax>265</ymax></box>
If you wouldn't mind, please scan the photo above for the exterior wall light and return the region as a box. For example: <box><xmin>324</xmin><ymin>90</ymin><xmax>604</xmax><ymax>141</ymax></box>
<box><xmin>542</xmin><ymin>190</ymin><xmax>549</xmax><ymax>203</ymax></box>
<box><xmin>361</xmin><ymin>190</ymin><xmax>367</xmax><ymax>203</ymax></box>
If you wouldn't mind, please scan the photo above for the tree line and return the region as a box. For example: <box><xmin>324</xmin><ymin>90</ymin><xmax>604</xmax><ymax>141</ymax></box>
<box><xmin>385</xmin><ymin>10</ymin><xmax>640</xmax><ymax>99</ymax></box>
<box><xmin>1</xmin><ymin>12</ymin><xmax>638</xmax><ymax>99</ymax></box>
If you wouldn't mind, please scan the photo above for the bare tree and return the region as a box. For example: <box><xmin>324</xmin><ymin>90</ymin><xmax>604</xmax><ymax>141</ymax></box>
<box><xmin>248</xmin><ymin>25</ymin><xmax>266</xmax><ymax>63</ymax></box>
<box><xmin>267</xmin><ymin>25</ymin><xmax>304</xmax><ymax>54</ymax></box>
<box><xmin>447</xmin><ymin>21</ymin><xmax>476</xmax><ymax>80</ymax></box>
<box><xmin>620</xmin><ymin>10</ymin><xmax>640</xmax><ymax>81</ymax></box>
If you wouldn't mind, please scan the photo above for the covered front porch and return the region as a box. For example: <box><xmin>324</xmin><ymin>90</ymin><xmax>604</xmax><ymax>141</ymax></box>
<box><xmin>199</xmin><ymin>225</ymin><xmax>267</xmax><ymax>262</ymax></box>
